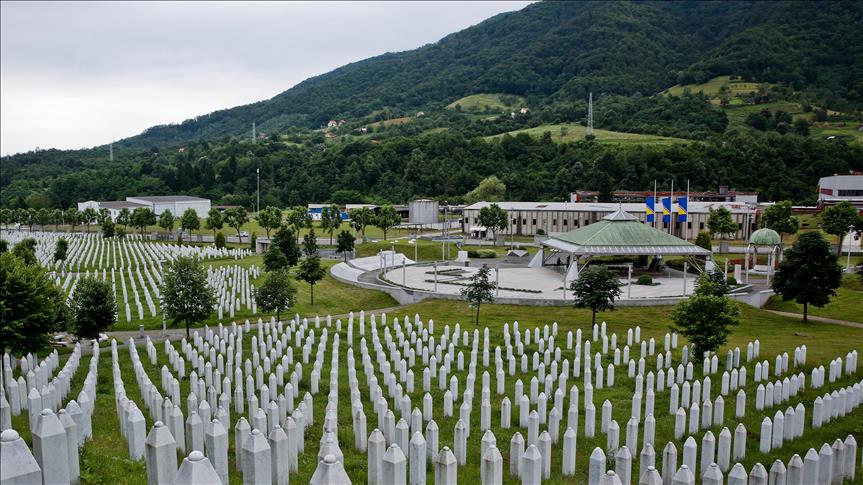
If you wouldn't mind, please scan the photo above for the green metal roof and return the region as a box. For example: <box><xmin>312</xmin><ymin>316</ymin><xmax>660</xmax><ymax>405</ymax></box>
<box><xmin>543</xmin><ymin>209</ymin><xmax>711</xmax><ymax>256</ymax></box>
<box><xmin>749</xmin><ymin>228</ymin><xmax>781</xmax><ymax>246</ymax></box>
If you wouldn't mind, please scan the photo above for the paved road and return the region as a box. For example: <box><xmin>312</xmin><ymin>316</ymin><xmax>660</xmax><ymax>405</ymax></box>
<box><xmin>765</xmin><ymin>310</ymin><xmax>863</xmax><ymax>329</ymax></box>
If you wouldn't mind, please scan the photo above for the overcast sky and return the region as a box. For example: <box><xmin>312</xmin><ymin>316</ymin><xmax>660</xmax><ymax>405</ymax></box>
<box><xmin>0</xmin><ymin>1</ymin><xmax>532</xmax><ymax>155</ymax></box>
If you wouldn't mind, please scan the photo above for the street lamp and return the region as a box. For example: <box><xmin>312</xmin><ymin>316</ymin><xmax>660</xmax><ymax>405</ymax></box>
<box><xmin>256</xmin><ymin>168</ymin><xmax>260</xmax><ymax>213</ymax></box>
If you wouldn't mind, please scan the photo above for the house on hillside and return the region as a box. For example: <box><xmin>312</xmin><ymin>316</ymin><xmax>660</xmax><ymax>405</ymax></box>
<box><xmin>338</xmin><ymin>119</ymin><xmax>346</xmax><ymax>127</ymax></box>
<box><xmin>416</xmin><ymin>111</ymin><xmax>425</xmax><ymax>118</ymax></box>
<box><xmin>520</xmin><ymin>107</ymin><xmax>530</xmax><ymax>114</ymax></box>
<box><xmin>327</xmin><ymin>120</ymin><xmax>338</xmax><ymax>128</ymax></box>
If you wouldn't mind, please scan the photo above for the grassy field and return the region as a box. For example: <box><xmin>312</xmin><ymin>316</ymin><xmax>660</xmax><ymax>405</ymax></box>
<box><xmin>810</xmin><ymin>123</ymin><xmax>863</xmax><ymax>144</ymax></box>
<box><xmin>663</xmin><ymin>76</ymin><xmax>761</xmax><ymax>98</ymax></box>
<box><xmin>764</xmin><ymin>274</ymin><xmax>863</xmax><ymax>323</ymax></box>
<box><xmin>367</xmin><ymin>116</ymin><xmax>413</xmax><ymax>128</ymax></box>
<box><xmin>446</xmin><ymin>93</ymin><xmax>525</xmax><ymax>113</ymax></box>
<box><xmin>9</xmin><ymin>299</ymin><xmax>862</xmax><ymax>484</ymax></box>
<box><xmin>486</xmin><ymin>123</ymin><xmax>689</xmax><ymax>145</ymax></box>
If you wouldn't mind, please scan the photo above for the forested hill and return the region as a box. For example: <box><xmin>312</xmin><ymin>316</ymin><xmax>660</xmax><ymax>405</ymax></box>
<box><xmin>121</xmin><ymin>0</ymin><xmax>863</xmax><ymax>149</ymax></box>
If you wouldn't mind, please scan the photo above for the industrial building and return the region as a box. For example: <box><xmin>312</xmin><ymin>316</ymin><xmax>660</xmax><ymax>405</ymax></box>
<box><xmin>463</xmin><ymin>200</ymin><xmax>759</xmax><ymax>241</ymax></box>
<box><xmin>77</xmin><ymin>200</ymin><xmax>148</xmax><ymax>221</ymax></box>
<box><xmin>125</xmin><ymin>196</ymin><xmax>211</xmax><ymax>218</ymax></box>
<box><xmin>818</xmin><ymin>173</ymin><xmax>863</xmax><ymax>207</ymax></box>
<box><xmin>571</xmin><ymin>186</ymin><xmax>758</xmax><ymax>204</ymax></box>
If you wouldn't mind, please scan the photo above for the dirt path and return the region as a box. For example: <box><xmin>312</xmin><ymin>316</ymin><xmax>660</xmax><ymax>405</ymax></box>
<box><xmin>764</xmin><ymin>310</ymin><xmax>863</xmax><ymax>329</ymax></box>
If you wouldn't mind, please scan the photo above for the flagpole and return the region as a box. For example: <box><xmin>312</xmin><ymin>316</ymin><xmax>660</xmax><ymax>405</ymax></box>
<box><xmin>669</xmin><ymin>179</ymin><xmax>674</xmax><ymax>235</ymax></box>
<box><xmin>685</xmin><ymin>179</ymin><xmax>690</xmax><ymax>240</ymax></box>
<box><xmin>653</xmin><ymin>180</ymin><xmax>657</xmax><ymax>229</ymax></box>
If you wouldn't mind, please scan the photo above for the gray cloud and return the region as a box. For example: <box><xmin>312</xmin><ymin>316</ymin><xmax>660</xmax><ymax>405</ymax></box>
<box><xmin>1</xmin><ymin>1</ymin><xmax>532</xmax><ymax>155</ymax></box>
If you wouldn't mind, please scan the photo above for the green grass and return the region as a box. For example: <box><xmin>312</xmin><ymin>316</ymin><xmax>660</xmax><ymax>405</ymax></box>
<box><xmin>663</xmin><ymin>76</ymin><xmax>761</xmax><ymax>98</ymax></box>
<box><xmin>486</xmin><ymin>123</ymin><xmax>689</xmax><ymax>145</ymax></box>
<box><xmin>10</xmin><ymin>299</ymin><xmax>863</xmax><ymax>483</ymax></box>
<box><xmin>764</xmin><ymin>274</ymin><xmax>863</xmax><ymax>323</ymax></box>
<box><xmin>809</xmin><ymin>123</ymin><xmax>863</xmax><ymax>144</ymax></box>
<box><xmin>723</xmin><ymin>101</ymin><xmax>804</xmax><ymax>129</ymax></box>
<box><xmin>446</xmin><ymin>93</ymin><xmax>525</xmax><ymax>113</ymax></box>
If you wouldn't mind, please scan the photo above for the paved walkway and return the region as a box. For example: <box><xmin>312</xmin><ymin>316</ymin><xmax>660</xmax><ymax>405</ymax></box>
<box><xmin>765</xmin><ymin>310</ymin><xmax>863</xmax><ymax>329</ymax></box>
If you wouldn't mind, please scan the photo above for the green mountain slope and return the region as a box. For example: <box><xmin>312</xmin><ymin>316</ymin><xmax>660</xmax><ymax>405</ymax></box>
<box><xmin>118</xmin><ymin>1</ymin><xmax>863</xmax><ymax>149</ymax></box>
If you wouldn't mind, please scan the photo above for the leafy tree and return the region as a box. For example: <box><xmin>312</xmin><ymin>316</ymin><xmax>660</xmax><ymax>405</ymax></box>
<box><xmin>215</xmin><ymin>231</ymin><xmax>226</xmax><ymax>249</ymax></box>
<box><xmin>255</xmin><ymin>269</ymin><xmax>296</xmax><ymax>322</ymax></box>
<box><xmin>23</xmin><ymin>208</ymin><xmax>36</xmax><ymax>232</ymax></box>
<box><xmin>37</xmin><ymin>208</ymin><xmax>52</xmax><ymax>230</ymax></box>
<box><xmin>303</xmin><ymin>229</ymin><xmax>319</xmax><ymax>256</ymax></box>
<box><xmin>132</xmin><ymin>207</ymin><xmax>157</xmax><ymax>236</ymax></box>
<box><xmin>180</xmin><ymin>208</ymin><xmax>200</xmax><ymax>240</ymax></box>
<box><xmin>158</xmin><ymin>209</ymin><xmax>175</xmax><ymax>236</ymax></box>
<box><xmin>694</xmin><ymin>231</ymin><xmax>713</xmax><ymax>252</ymax></box>
<box><xmin>698</xmin><ymin>269</ymin><xmax>730</xmax><ymax>296</ymax></box>
<box><xmin>65</xmin><ymin>208</ymin><xmax>80</xmax><ymax>232</ymax></box>
<box><xmin>671</xmin><ymin>273</ymin><xmax>740</xmax><ymax>356</ymax></box>
<box><xmin>70</xmin><ymin>277</ymin><xmax>116</xmax><ymax>340</ymax></box>
<box><xmin>97</xmin><ymin>208</ymin><xmax>111</xmax><ymax>225</ymax></box>
<box><xmin>161</xmin><ymin>256</ymin><xmax>216</xmax><ymax>337</ymax></box>
<box><xmin>0</xmin><ymin>208</ymin><xmax>11</xmax><ymax>229</ymax></box>
<box><xmin>81</xmin><ymin>207</ymin><xmax>97</xmax><ymax>233</ymax></box>
<box><xmin>376</xmin><ymin>205</ymin><xmax>401</xmax><ymax>240</ymax></box>
<box><xmin>256</xmin><ymin>206</ymin><xmax>283</xmax><ymax>238</ymax></box>
<box><xmin>460</xmin><ymin>264</ymin><xmax>496</xmax><ymax>325</ymax></box>
<box><xmin>822</xmin><ymin>201</ymin><xmax>860</xmax><ymax>255</ymax></box>
<box><xmin>569</xmin><ymin>265</ymin><xmax>623</xmax><ymax>325</ymax></box>
<box><xmin>0</xmin><ymin>240</ymin><xmax>7</xmax><ymax>253</ymax></box>
<box><xmin>54</xmin><ymin>238</ymin><xmax>68</xmax><ymax>262</ymax></box>
<box><xmin>0</xmin><ymin>252</ymin><xmax>65</xmax><ymax>353</ymax></box>
<box><xmin>793</xmin><ymin>119</ymin><xmax>810</xmax><ymax>136</ymax></box>
<box><xmin>336</xmin><ymin>230</ymin><xmax>355</xmax><ymax>261</ymax></box>
<box><xmin>296</xmin><ymin>254</ymin><xmax>325</xmax><ymax>304</ymax></box>
<box><xmin>707</xmin><ymin>207</ymin><xmax>738</xmax><ymax>239</ymax></box>
<box><xmin>773</xmin><ymin>231</ymin><xmax>842</xmax><ymax>322</ymax></box>
<box><xmin>762</xmin><ymin>200</ymin><xmax>799</xmax><ymax>241</ymax></box>
<box><xmin>478</xmin><ymin>203</ymin><xmax>509</xmax><ymax>245</ymax></box>
<box><xmin>249</xmin><ymin>232</ymin><xmax>257</xmax><ymax>251</ymax></box>
<box><xmin>116</xmin><ymin>208</ymin><xmax>132</xmax><ymax>230</ymax></box>
<box><xmin>12</xmin><ymin>238</ymin><xmax>37</xmax><ymax>265</ymax></box>
<box><xmin>466</xmin><ymin>175</ymin><xmax>506</xmax><ymax>203</ymax></box>
<box><xmin>272</xmin><ymin>225</ymin><xmax>301</xmax><ymax>267</ymax></box>
<box><xmin>286</xmin><ymin>206</ymin><xmax>312</xmax><ymax>242</ymax></box>
<box><xmin>349</xmin><ymin>207</ymin><xmax>375</xmax><ymax>238</ymax></box>
<box><xmin>101</xmin><ymin>218</ymin><xmax>116</xmax><ymax>238</ymax></box>
<box><xmin>224</xmin><ymin>206</ymin><xmax>249</xmax><ymax>241</ymax></box>
<box><xmin>50</xmin><ymin>209</ymin><xmax>63</xmax><ymax>231</ymax></box>
<box><xmin>264</xmin><ymin>244</ymin><xmax>289</xmax><ymax>272</ymax></box>
<box><xmin>321</xmin><ymin>204</ymin><xmax>342</xmax><ymax>245</ymax></box>
<box><xmin>205</xmin><ymin>208</ymin><xmax>224</xmax><ymax>240</ymax></box>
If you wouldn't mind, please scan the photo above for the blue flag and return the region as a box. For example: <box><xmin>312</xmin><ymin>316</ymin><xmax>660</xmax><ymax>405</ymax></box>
<box><xmin>645</xmin><ymin>198</ymin><xmax>655</xmax><ymax>222</ymax></box>
<box><xmin>677</xmin><ymin>196</ymin><xmax>688</xmax><ymax>222</ymax></box>
<box><xmin>661</xmin><ymin>197</ymin><xmax>671</xmax><ymax>223</ymax></box>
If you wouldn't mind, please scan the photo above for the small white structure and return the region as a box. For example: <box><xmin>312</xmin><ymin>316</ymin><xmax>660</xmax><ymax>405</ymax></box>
<box><xmin>77</xmin><ymin>200</ymin><xmax>147</xmax><ymax>221</ymax></box>
<box><xmin>818</xmin><ymin>173</ymin><xmax>863</xmax><ymax>206</ymax></box>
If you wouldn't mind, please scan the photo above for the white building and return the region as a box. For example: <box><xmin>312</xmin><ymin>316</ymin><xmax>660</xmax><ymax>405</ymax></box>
<box><xmin>76</xmin><ymin>200</ymin><xmax>147</xmax><ymax>221</ymax></box>
<box><xmin>818</xmin><ymin>174</ymin><xmax>863</xmax><ymax>207</ymax></box>
<box><xmin>125</xmin><ymin>196</ymin><xmax>211</xmax><ymax>217</ymax></box>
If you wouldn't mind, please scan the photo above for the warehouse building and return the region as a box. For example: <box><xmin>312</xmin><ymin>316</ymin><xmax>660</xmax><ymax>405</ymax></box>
<box><xmin>124</xmin><ymin>195</ymin><xmax>211</xmax><ymax>217</ymax></box>
<box><xmin>463</xmin><ymin>201</ymin><xmax>759</xmax><ymax>241</ymax></box>
<box><xmin>818</xmin><ymin>173</ymin><xmax>863</xmax><ymax>208</ymax></box>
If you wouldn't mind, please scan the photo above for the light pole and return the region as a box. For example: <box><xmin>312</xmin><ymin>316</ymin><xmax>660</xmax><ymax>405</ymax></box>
<box><xmin>256</xmin><ymin>168</ymin><xmax>260</xmax><ymax>213</ymax></box>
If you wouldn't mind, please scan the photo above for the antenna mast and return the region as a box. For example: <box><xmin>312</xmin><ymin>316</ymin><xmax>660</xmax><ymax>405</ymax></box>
<box><xmin>587</xmin><ymin>92</ymin><xmax>594</xmax><ymax>137</ymax></box>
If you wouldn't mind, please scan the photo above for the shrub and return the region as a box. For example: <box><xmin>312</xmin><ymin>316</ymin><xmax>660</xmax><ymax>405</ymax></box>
<box><xmin>468</xmin><ymin>249</ymin><xmax>496</xmax><ymax>258</ymax></box>
<box><xmin>726</xmin><ymin>276</ymin><xmax>737</xmax><ymax>285</ymax></box>
<box><xmin>215</xmin><ymin>231</ymin><xmax>226</xmax><ymax>249</ymax></box>
<box><xmin>250</xmin><ymin>232</ymin><xmax>257</xmax><ymax>250</ymax></box>
<box><xmin>536</xmin><ymin>228</ymin><xmax>546</xmax><ymax>236</ymax></box>
<box><xmin>177</xmin><ymin>234</ymin><xmax>184</xmax><ymax>246</ymax></box>
<box><xmin>636</xmin><ymin>275</ymin><xmax>653</xmax><ymax>285</ymax></box>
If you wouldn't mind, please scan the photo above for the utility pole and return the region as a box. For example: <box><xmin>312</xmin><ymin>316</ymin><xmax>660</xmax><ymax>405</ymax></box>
<box><xmin>587</xmin><ymin>92</ymin><xmax>594</xmax><ymax>137</ymax></box>
<box><xmin>252</xmin><ymin>122</ymin><xmax>256</xmax><ymax>143</ymax></box>
<box><xmin>256</xmin><ymin>168</ymin><xmax>260</xmax><ymax>213</ymax></box>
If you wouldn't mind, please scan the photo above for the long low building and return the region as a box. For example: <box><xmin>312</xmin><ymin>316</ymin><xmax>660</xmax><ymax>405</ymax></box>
<box><xmin>463</xmin><ymin>200</ymin><xmax>759</xmax><ymax>241</ymax></box>
<box><xmin>78</xmin><ymin>195</ymin><xmax>211</xmax><ymax>220</ymax></box>
<box><xmin>77</xmin><ymin>200</ymin><xmax>147</xmax><ymax>221</ymax></box>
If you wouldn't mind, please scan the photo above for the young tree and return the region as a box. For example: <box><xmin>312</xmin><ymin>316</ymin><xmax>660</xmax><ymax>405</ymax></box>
<box><xmin>376</xmin><ymin>205</ymin><xmax>401</xmax><ymax>240</ymax></box>
<box><xmin>272</xmin><ymin>225</ymin><xmax>301</xmax><ymax>267</ymax></box>
<box><xmin>214</xmin><ymin>231</ymin><xmax>226</xmax><ymax>249</ymax></box>
<box><xmin>762</xmin><ymin>200</ymin><xmax>799</xmax><ymax>241</ymax></box>
<box><xmin>50</xmin><ymin>209</ymin><xmax>63</xmax><ymax>231</ymax></box>
<box><xmin>671</xmin><ymin>273</ymin><xmax>740</xmax><ymax>356</ymax></box>
<box><xmin>478</xmin><ymin>203</ymin><xmax>509</xmax><ymax>245</ymax></box>
<box><xmin>158</xmin><ymin>209</ymin><xmax>175</xmax><ymax>236</ymax></box>
<box><xmin>296</xmin><ymin>254</ymin><xmax>325</xmax><ymax>304</ymax></box>
<box><xmin>349</xmin><ymin>207</ymin><xmax>375</xmax><ymax>238</ymax></box>
<box><xmin>70</xmin><ymin>277</ymin><xmax>116</xmax><ymax>340</ymax></box>
<box><xmin>256</xmin><ymin>206</ymin><xmax>283</xmax><ymax>238</ymax></box>
<box><xmin>303</xmin><ymin>228</ymin><xmax>319</xmax><ymax>256</ymax></box>
<box><xmin>336</xmin><ymin>230</ymin><xmax>355</xmax><ymax>261</ymax></box>
<box><xmin>37</xmin><ymin>208</ymin><xmax>52</xmax><ymax>230</ymax></box>
<box><xmin>161</xmin><ymin>256</ymin><xmax>216</xmax><ymax>338</ymax></box>
<box><xmin>694</xmin><ymin>231</ymin><xmax>713</xmax><ymax>252</ymax></box>
<box><xmin>101</xmin><ymin>218</ymin><xmax>116</xmax><ymax>238</ymax></box>
<box><xmin>698</xmin><ymin>269</ymin><xmax>731</xmax><ymax>296</ymax></box>
<box><xmin>321</xmin><ymin>204</ymin><xmax>342</xmax><ymax>245</ymax></box>
<box><xmin>569</xmin><ymin>265</ymin><xmax>623</xmax><ymax>325</ymax></box>
<box><xmin>264</xmin><ymin>244</ymin><xmax>289</xmax><ymax>272</ymax></box>
<box><xmin>64</xmin><ymin>208</ymin><xmax>80</xmax><ymax>232</ymax></box>
<box><xmin>116</xmin><ymin>208</ymin><xmax>132</xmax><ymax>230</ymax></box>
<box><xmin>81</xmin><ymin>207</ymin><xmax>97</xmax><ymax>233</ymax></box>
<box><xmin>707</xmin><ymin>207</ymin><xmax>738</xmax><ymax>239</ymax></box>
<box><xmin>180</xmin><ymin>208</ymin><xmax>201</xmax><ymax>240</ymax></box>
<box><xmin>0</xmin><ymin>208</ymin><xmax>11</xmax><ymax>229</ymax></box>
<box><xmin>773</xmin><ymin>231</ymin><xmax>842</xmax><ymax>322</ymax></box>
<box><xmin>822</xmin><ymin>201</ymin><xmax>860</xmax><ymax>255</ymax></box>
<box><xmin>132</xmin><ymin>207</ymin><xmax>156</xmax><ymax>236</ymax></box>
<box><xmin>286</xmin><ymin>206</ymin><xmax>312</xmax><ymax>242</ymax></box>
<box><xmin>0</xmin><ymin>252</ymin><xmax>65</xmax><ymax>353</ymax></box>
<box><xmin>97</xmin><ymin>208</ymin><xmax>111</xmax><ymax>226</ymax></box>
<box><xmin>465</xmin><ymin>175</ymin><xmax>506</xmax><ymax>204</ymax></box>
<box><xmin>54</xmin><ymin>238</ymin><xmax>68</xmax><ymax>262</ymax></box>
<box><xmin>255</xmin><ymin>269</ymin><xmax>296</xmax><ymax>322</ymax></box>
<box><xmin>224</xmin><ymin>206</ymin><xmax>249</xmax><ymax>242</ymax></box>
<box><xmin>205</xmin><ymin>208</ymin><xmax>224</xmax><ymax>240</ymax></box>
<box><xmin>460</xmin><ymin>264</ymin><xmax>496</xmax><ymax>325</ymax></box>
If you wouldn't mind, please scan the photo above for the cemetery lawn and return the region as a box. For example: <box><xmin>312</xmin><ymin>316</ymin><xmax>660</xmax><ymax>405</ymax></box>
<box><xmin>11</xmin><ymin>297</ymin><xmax>862</xmax><ymax>483</ymax></box>
<box><xmin>763</xmin><ymin>274</ymin><xmax>863</xmax><ymax>324</ymax></box>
